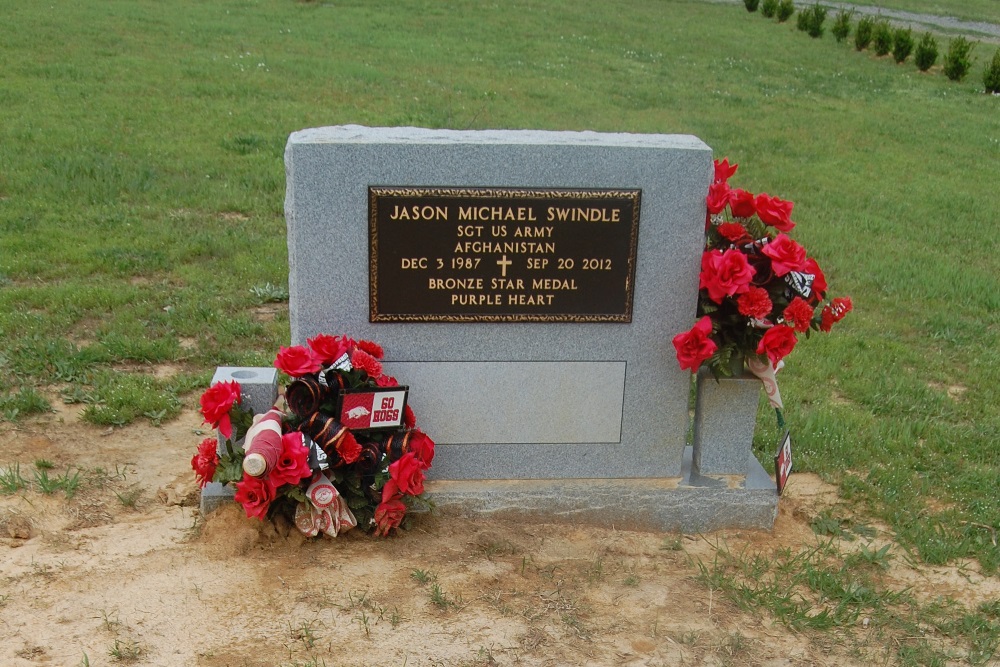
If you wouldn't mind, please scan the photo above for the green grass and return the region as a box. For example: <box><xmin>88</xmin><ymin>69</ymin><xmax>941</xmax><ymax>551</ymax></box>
<box><xmin>0</xmin><ymin>463</ymin><xmax>29</xmax><ymax>494</ymax></box>
<box><xmin>410</xmin><ymin>568</ymin><xmax>436</xmax><ymax>585</ymax></box>
<box><xmin>0</xmin><ymin>386</ymin><xmax>51</xmax><ymax>421</ymax></box>
<box><xmin>429</xmin><ymin>583</ymin><xmax>453</xmax><ymax>610</ymax></box>
<box><xmin>698</xmin><ymin>538</ymin><xmax>1000</xmax><ymax>664</ymax></box>
<box><xmin>0</xmin><ymin>0</ymin><xmax>997</xmax><ymax>634</ymax></box>
<box><xmin>33</xmin><ymin>466</ymin><xmax>81</xmax><ymax>498</ymax></box>
<box><xmin>107</xmin><ymin>637</ymin><xmax>142</xmax><ymax>662</ymax></box>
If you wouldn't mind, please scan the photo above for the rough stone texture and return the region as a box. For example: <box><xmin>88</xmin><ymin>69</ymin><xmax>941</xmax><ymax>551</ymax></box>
<box><xmin>691</xmin><ymin>368</ymin><xmax>760</xmax><ymax>476</ymax></box>
<box><xmin>285</xmin><ymin>126</ymin><xmax>712</xmax><ymax>480</ymax></box>
<box><xmin>200</xmin><ymin>367</ymin><xmax>279</xmax><ymax>515</ymax></box>
<box><xmin>426</xmin><ymin>446</ymin><xmax>778</xmax><ymax>532</ymax></box>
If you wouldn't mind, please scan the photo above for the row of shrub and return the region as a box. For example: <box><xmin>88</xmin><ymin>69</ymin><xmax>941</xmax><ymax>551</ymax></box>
<box><xmin>743</xmin><ymin>0</ymin><xmax>1000</xmax><ymax>94</ymax></box>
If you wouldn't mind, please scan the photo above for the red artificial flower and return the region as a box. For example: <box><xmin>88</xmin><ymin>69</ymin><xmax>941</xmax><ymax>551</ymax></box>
<box><xmin>403</xmin><ymin>404</ymin><xmax>416</xmax><ymax>429</ymax></box>
<box><xmin>672</xmin><ymin>316</ymin><xmax>718</xmax><ymax>372</ymax></box>
<box><xmin>234</xmin><ymin>474</ymin><xmax>276</xmax><ymax>521</ymax></box>
<box><xmin>356</xmin><ymin>339</ymin><xmax>385</xmax><ymax>360</ymax></box>
<box><xmin>717</xmin><ymin>222</ymin><xmax>751</xmax><ymax>245</ymax></box>
<box><xmin>754</xmin><ymin>193</ymin><xmax>795</xmax><ymax>232</ymax></box>
<box><xmin>737</xmin><ymin>286</ymin><xmax>773</xmax><ymax>319</ymax></box>
<box><xmin>191</xmin><ymin>437</ymin><xmax>219</xmax><ymax>488</ymax></box>
<box><xmin>200</xmin><ymin>380</ymin><xmax>241</xmax><ymax>439</ymax></box>
<box><xmin>269</xmin><ymin>432</ymin><xmax>312</xmax><ymax>488</ymax></box>
<box><xmin>375</xmin><ymin>374</ymin><xmax>399</xmax><ymax>388</ymax></box>
<box><xmin>700</xmin><ymin>249</ymin><xmax>756</xmax><ymax>303</ymax></box>
<box><xmin>336</xmin><ymin>430</ymin><xmax>362</xmax><ymax>465</ymax></box>
<box><xmin>350</xmin><ymin>348</ymin><xmax>382</xmax><ymax>378</ymax></box>
<box><xmin>761</xmin><ymin>234</ymin><xmax>807</xmax><ymax>277</ymax></box>
<box><xmin>706</xmin><ymin>181</ymin><xmax>731</xmax><ymax>215</ymax></box>
<box><xmin>802</xmin><ymin>258</ymin><xmax>827</xmax><ymax>301</ymax></box>
<box><xmin>307</xmin><ymin>334</ymin><xmax>353</xmax><ymax>365</ymax></box>
<box><xmin>756</xmin><ymin>324</ymin><xmax>798</xmax><ymax>365</ymax></box>
<box><xmin>728</xmin><ymin>189</ymin><xmax>756</xmax><ymax>219</ymax></box>
<box><xmin>714</xmin><ymin>158</ymin><xmax>738</xmax><ymax>183</ymax></box>
<box><xmin>820</xmin><ymin>297</ymin><xmax>853</xmax><ymax>332</ymax></box>
<box><xmin>381</xmin><ymin>478</ymin><xmax>400</xmax><ymax>502</ymax></box>
<box><xmin>408</xmin><ymin>429</ymin><xmax>435</xmax><ymax>470</ymax></box>
<box><xmin>374</xmin><ymin>480</ymin><xmax>406</xmax><ymax>537</ymax></box>
<box><xmin>388</xmin><ymin>452</ymin><xmax>425</xmax><ymax>496</ymax></box>
<box><xmin>274</xmin><ymin>345</ymin><xmax>323</xmax><ymax>377</ymax></box>
<box><xmin>782</xmin><ymin>297</ymin><xmax>815</xmax><ymax>332</ymax></box>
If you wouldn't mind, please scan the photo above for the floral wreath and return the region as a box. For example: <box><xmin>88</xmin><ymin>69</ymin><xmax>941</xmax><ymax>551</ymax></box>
<box><xmin>673</xmin><ymin>158</ymin><xmax>852</xmax><ymax>425</ymax></box>
<box><xmin>191</xmin><ymin>334</ymin><xmax>434</xmax><ymax>538</ymax></box>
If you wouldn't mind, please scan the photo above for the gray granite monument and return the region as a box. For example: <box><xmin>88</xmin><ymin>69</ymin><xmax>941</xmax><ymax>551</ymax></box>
<box><xmin>277</xmin><ymin>125</ymin><xmax>776</xmax><ymax>531</ymax></box>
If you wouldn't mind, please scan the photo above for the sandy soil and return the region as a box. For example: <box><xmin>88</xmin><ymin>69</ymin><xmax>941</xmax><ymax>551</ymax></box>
<box><xmin>1</xmin><ymin>406</ymin><xmax>996</xmax><ymax>667</ymax></box>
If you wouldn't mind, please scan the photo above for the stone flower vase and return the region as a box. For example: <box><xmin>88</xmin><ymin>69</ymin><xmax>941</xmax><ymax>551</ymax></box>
<box><xmin>691</xmin><ymin>366</ymin><xmax>760</xmax><ymax>477</ymax></box>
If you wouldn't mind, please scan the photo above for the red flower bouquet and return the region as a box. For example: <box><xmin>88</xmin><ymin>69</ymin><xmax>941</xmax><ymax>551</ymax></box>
<box><xmin>673</xmin><ymin>159</ymin><xmax>852</xmax><ymax>378</ymax></box>
<box><xmin>191</xmin><ymin>335</ymin><xmax>434</xmax><ymax>538</ymax></box>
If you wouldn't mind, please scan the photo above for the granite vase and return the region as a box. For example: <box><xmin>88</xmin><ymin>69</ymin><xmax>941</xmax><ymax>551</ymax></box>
<box><xmin>691</xmin><ymin>366</ymin><xmax>760</xmax><ymax>476</ymax></box>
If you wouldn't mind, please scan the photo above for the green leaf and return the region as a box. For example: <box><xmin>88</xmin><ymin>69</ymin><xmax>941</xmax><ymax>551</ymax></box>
<box><xmin>284</xmin><ymin>485</ymin><xmax>308</xmax><ymax>503</ymax></box>
<box><xmin>229</xmin><ymin>405</ymin><xmax>254</xmax><ymax>441</ymax></box>
<box><xmin>214</xmin><ymin>455</ymin><xmax>244</xmax><ymax>486</ymax></box>
<box><xmin>346</xmin><ymin>493</ymin><xmax>371</xmax><ymax>511</ymax></box>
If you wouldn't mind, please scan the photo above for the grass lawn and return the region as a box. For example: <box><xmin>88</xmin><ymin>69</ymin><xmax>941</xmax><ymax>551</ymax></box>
<box><xmin>1</xmin><ymin>0</ymin><xmax>998</xmax><ymax>637</ymax></box>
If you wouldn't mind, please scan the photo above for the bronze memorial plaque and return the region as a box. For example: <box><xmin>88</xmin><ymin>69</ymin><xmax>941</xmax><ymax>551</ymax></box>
<box><xmin>369</xmin><ymin>187</ymin><xmax>641</xmax><ymax>323</ymax></box>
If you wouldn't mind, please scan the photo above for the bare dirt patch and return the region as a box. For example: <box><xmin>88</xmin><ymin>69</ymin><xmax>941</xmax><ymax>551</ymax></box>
<box><xmin>253</xmin><ymin>303</ymin><xmax>287</xmax><ymax>322</ymax></box>
<box><xmin>152</xmin><ymin>364</ymin><xmax>182</xmax><ymax>380</ymax></box>
<box><xmin>928</xmin><ymin>381</ymin><xmax>968</xmax><ymax>402</ymax></box>
<box><xmin>0</xmin><ymin>411</ymin><xmax>992</xmax><ymax>667</ymax></box>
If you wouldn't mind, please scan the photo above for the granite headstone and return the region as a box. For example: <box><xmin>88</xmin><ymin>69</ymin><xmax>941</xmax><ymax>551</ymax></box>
<box><xmin>281</xmin><ymin>125</ymin><xmax>777</xmax><ymax>531</ymax></box>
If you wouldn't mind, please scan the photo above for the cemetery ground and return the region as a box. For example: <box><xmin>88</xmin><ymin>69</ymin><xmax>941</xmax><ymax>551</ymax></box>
<box><xmin>2</xmin><ymin>403</ymin><xmax>999</xmax><ymax>667</ymax></box>
<box><xmin>2</xmin><ymin>0</ymin><xmax>999</xmax><ymax>665</ymax></box>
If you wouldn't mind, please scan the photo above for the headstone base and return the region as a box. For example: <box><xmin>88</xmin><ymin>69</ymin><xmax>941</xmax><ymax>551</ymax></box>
<box><xmin>425</xmin><ymin>446</ymin><xmax>777</xmax><ymax>532</ymax></box>
<box><xmin>199</xmin><ymin>448</ymin><xmax>777</xmax><ymax>530</ymax></box>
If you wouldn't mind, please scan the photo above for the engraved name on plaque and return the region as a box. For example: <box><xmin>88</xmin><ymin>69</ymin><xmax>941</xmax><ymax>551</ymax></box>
<box><xmin>370</xmin><ymin>187</ymin><xmax>641</xmax><ymax>323</ymax></box>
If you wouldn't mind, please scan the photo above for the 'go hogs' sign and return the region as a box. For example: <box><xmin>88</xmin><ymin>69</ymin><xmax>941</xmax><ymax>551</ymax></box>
<box><xmin>339</xmin><ymin>388</ymin><xmax>409</xmax><ymax>430</ymax></box>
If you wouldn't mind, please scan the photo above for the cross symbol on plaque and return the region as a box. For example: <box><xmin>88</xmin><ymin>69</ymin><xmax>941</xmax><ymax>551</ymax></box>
<box><xmin>496</xmin><ymin>254</ymin><xmax>513</xmax><ymax>277</ymax></box>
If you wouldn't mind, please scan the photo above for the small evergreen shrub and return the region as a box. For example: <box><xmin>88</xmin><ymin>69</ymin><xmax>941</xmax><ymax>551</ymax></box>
<box><xmin>796</xmin><ymin>5</ymin><xmax>827</xmax><ymax>37</ymax></box>
<box><xmin>761</xmin><ymin>0</ymin><xmax>778</xmax><ymax>18</ymax></box>
<box><xmin>943</xmin><ymin>36</ymin><xmax>975</xmax><ymax>82</ymax></box>
<box><xmin>744</xmin><ymin>0</ymin><xmax>760</xmax><ymax>12</ymax></box>
<box><xmin>776</xmin><ymin>0</ymin><xmax>795</xmax><ymax>23</ymax></box>
<box><xmin>796</xmin><ymin>9</ymin><xmax>810</xmax><ymax>32</ymax></box>
<box><xmin>892</xmin><ymin>27</ymin><xmax>914</xmax><ymax>63</ymax></box>
<box><xmin>914</xmin><ymin>32</ymin><xmax>938</xmax><ymax>72</ymax></box>
<box><xmin>983</xmin><ymin>47</ymin><xmax>1000</xmax><ymax>93</ymax></box>
<box><xmin>832</xmin><ymin>10</ymin><xmax>852</xmax><ymax>43</ymax></box>
<box><xmin>872</xmin><ymin>20</ymin><xmax>893</xmax><ymax>56</ymax></box>
<box><xmin>854</xmin><ymin>16</ymin><xmax>874</xmax><ymax>51</ymax></box>
<box><xmin>807</xmin><ymin>4</ymin><xmax>827</xmax><ymax>38</ymax></box>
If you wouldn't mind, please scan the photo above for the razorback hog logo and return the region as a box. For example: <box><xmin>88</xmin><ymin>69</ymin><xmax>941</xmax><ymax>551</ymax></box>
<box><xmin>340</xmin><ymin>389</ymin><xmax>407</xmax><ymax>429</ymax></box>
<box><xmin>346</xmin><ymin>406</ymin><xmax>370</xmax><ymax>419</ymax></box>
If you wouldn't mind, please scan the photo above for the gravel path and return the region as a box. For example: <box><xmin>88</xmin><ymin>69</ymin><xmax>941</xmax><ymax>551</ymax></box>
<box><xmin>706</xmin><ymin>0</ymin><xmax>1000</xmax><ymax>40</ymax></box>
<box><xmin>817</xmin><ymin>2</ymin><xmax>1000</xmax><ymax>39</ymax></box>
